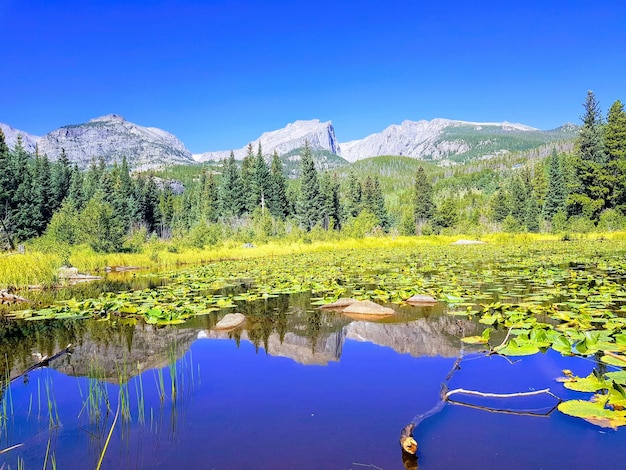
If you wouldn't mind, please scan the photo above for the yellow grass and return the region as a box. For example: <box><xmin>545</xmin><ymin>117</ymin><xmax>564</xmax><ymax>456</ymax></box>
<box><xmin>3</xmin><ymin>231</ymin><xmax>626</xmax><ymax>289</ymax></box>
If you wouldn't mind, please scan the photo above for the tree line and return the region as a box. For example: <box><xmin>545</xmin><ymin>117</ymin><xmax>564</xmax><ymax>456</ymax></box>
<box><xmin>1</xmin><ymin>91</ymin><xmax>625</xmax><ymax>252</ymax></box>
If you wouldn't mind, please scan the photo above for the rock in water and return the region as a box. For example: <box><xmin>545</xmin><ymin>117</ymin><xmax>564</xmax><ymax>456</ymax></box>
<box><xmin>214</xmin><ymin>313</ymin><xmax>246</xmax><ymax>330</ymax></box>
<box><xmin>342</xmin><ymin>300</ymin><xmax>395</xmax><ymax>316</ymax></box>
<box><xmin>319</xmin><ymin>298</ymin><xmax>358</xmax><ymax>310</ymax></box>
<box><xmin>405</xmin><ymin>294</ymin><xmax>437</xmax><ymax>305</ymax></box>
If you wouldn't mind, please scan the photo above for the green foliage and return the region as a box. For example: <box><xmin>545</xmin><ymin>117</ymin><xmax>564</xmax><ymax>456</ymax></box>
<box><xmin>297</xmin><ymin>144</ymin><xmax>323</xmax><ymax>231</ymax></box>
<box><xmin>543</xmin><ymin>150</ymin><xmax>567</xmax><ymax>220</ymax></box>
<box><xmin>413</xmin><ymin>166</ymin><xmax>434</xmax><ymax>232</ymax></box>
<box><xmin>78</xmin><ymin>193</ymin><xmax>126</xmax><ymax>252</ymax></box>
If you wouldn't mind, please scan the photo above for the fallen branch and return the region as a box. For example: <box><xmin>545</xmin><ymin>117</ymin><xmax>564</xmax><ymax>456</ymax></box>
<box><xmin>445</xmin><ymin>387</ymin><xmax>553</xmax><ymax>400</ymax></box>
<box><xmin>446</xmin><ymin>398</ymin><xmax>560</xmax><ymax>417</ymax></box>
<box><xmin>489</xmin><ymin>326</ymin><xmax>513</xmax><ymax>354</ymax></box>
<box><xmin>7</xmin><ymin>344</ymin><xmax>73</xmax><ymax>385</ymax></box>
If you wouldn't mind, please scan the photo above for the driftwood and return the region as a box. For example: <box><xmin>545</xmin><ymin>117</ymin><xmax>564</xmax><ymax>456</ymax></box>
<box><xmin>7</xmin><ymin>344</ymin><xmax>73</xmax><ymax>385</ymax></box>
<box><xmin>0</xmin><ymin>289</ymin><xmax>29</xmax><ymax>304</ymax></box>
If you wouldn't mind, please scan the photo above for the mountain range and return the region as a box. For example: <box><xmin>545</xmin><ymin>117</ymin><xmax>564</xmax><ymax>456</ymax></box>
<box><xmin>0</xmin><ymin>115</ymin><xmax>578</xmax><ymax>170</ymax></box>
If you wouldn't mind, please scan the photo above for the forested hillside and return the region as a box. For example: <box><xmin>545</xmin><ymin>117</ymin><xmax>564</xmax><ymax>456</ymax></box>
<box><xmin>1</xmin><ymin>92</ymin><xmax>625</xmax><ymax>254</ymax></box>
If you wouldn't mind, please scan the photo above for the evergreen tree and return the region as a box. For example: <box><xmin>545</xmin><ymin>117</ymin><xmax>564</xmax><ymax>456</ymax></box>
<box><xmin>297</xmin><ymin>144</ymin><xmax>323</xmax><ymax>230</ymax></box>
<box><xmin>508</xmin><ymin>176</ymin><xmax>529</xmax><ymax>225</ymax></box>
<box><xmin>0</xmin><ymin>129</ymin><xmax>15</xmax><ymax>248</ymax></box>
<box><xmin>567</xmin><ymin>91</ymin><xmax>611</xmax><ymax>221</ymax></box>
<box><xmin>543</xmin><ymin>150</ymin><xmax>567</xmax><ymax>220</ymax></box>
<box><xmin>268</xmin><ymin>150</ymin><xmax>289</xmax><ymax>219</ymax></box>
<box><xmin>137</xmin><ymin>175</ymin><xmax>162</xmax><ymax>233</ymax></box>
<box><xmin>158</xmin><ymin>183</ymin><xmax>175</xmax><ymax>236</ymax></box>
<box><xmin>219</xmin><ymin>151</ymin><xmax>245</xmax><ymax>218</ymax></box>
<box><xmin>51</xmin><ymin>148</ymin><xmax>72</xmax><ymax>210</ymax></box>
<box><xmin>66</xmin><ymin>164</ymin><xmax>85</xmax><ymax>208</ymax></box>
<box><xmin>343</xmin><ymin>172</ymin><xmax>362</xmax><ymax>219</ymax></box>
<box><xmin>252</xmin><ymin>143</ymin><xmax>271</xmax><ymax>210</ymax></box>
<box><xmin>434</xmin><ymin>196</ymin><xmax>459</xmax><ymax>229</ymax></box>
<box><xmin>199</xmin><ymin>170</ymin><xmax>219</xmax><ymax>222</ymax></box>
<box><xmin>489</xmin><ymin>188</ymin><xmax>510</xmax><ymax>223</ymax></box>
<box><xmin>319</xmin><ymin>172</ymin><xmax>341</xmax><ymax>230</ymax></box>
<box><xmin>362</xmin><ymin>175</ymin><xmax>388</xmax><ymax>229</ymax></box>
<box><xmin>413</xmin><ymin>166</ymin><xmax>434</xmax><ymax>232</ymax></box>
<box><xmin>525</xmin><ymin>193</ymin><xmax>541</xmax><ymax>232</ymax></box>
<box><xmin>605</xmin><ymin>100</ymin><xmax>626</xmax><ymax>212</ymax></box>
<box><xmin>578</xmin><ymin>90</ymin><xmax>606</xmax><ymax>164</ymax></box>
<box><xmin>240</xmin><ymin>143</ymin><xmax>256</xmax><ymax>213</ymax></box>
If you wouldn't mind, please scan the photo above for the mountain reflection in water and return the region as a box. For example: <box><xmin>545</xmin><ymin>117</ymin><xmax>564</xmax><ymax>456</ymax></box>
<box><xmin>1</xmin><ymin>296</ymin><xmax>624</xmax><ymax>469</ymax></box>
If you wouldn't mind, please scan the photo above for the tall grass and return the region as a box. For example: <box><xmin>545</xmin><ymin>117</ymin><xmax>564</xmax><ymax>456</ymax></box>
<box><xmin>7</xmin><ymin>231</ymin><xmax>626</xmax><ymax>290</ymax></box>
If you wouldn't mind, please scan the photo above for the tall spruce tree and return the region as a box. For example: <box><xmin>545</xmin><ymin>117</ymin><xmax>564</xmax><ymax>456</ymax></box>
<box><xmin>344</xmin><ymin>172</ymin><xmax>362</xmax><ymax>219</ymax></box>
<box><xmin>413</xmin><ymin>166</ymin><xmax>434</xmax><ymax>232</ymax></box>
<box><xmin>268</xmin><ymin>150</ymin><xmax>289</xmax><ymax>219</ymax></box>
<box><xmin>568</xmin><ymin>91</ymin><xmax>609</xmax><ymax>221</ymax></box>
<box><xmin>362</xmin><ymin>175</ymin><xmax>388</xmax><ymax>229</ymax></box>
<box><xmin>52</xmin><ymin>148</ymin><xmax>72</xmax><ymax>210</ymax></box>
<box><xmin>543</xmin><ymin>150</ymin><xmax>567</xmax><ymax>220</ymax></box>
<box><xmin>605</xmin><ymin>100</ymin><xmax>626</xmax><ymax>212</ymax></box>
<box><xmin>252</xmin><ymin>143</ymin><xmax>271</xmax><ymax>210</ymax></box>
<box><xmin>240</xmin><ymin>143</ymin><xmax>256</xmax><ymax>213</ymax></box>
<box><xmin>297</xmin><ymin>144</ymin><xmax>323</xmax><ymax>230</ymax></box>
<box><xmin>319</xmin><ymin>172</ymin><xmax>341</xmax><ymax>230</ymax></box>
<box><xmin>219</xmin><ymin>151</ymin><xmax>245</xmax><ymax>218</ymax></box>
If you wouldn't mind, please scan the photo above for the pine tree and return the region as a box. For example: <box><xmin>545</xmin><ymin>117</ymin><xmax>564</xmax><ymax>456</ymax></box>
<box><xmin>413</xmin><ymin>166</ymin><xmax>434</xmax><ymax>232</ymax></box>
<box><xmin>51</xmin><ymin>148</ymin><xmax>72</xmax><ymax>210</ymax></box>
<box><xmin>199</xmin><ymin>170</ymin><xmax>219</xmax><ymax>222</ymax></box>
<box><xmin>509</xmin><ymin>176</ymin><xmax>529</xmax><ymax>225</ymax></box>
<box><xmin>297</xmin><ymin>143</ymin><xmax>323</xmax><ymax>230</ymax></box>
<box><xmin>568</xmin><ymin>91</ymin><xmax>610</xmax><ymax>221</ymax></box>
<box><xmin>578</xmin><ymin>90</ymin><xmax>606</xmax><ymax>164</ymax></box>
<box><xmin>268</xmin><ymin>150</ymin><xmax>289</xmax><ymax>219</ymax></box>
<box><xmin>219</xmin><ymin>151</ymin><xmax>245</xmax><ymax>218</ymax></box>
<box><xmin>240</xmin><ymin>143</ymin><xmax>256</xmax><ymax>213</ymax></box>
<box><xmin>319</xmin><ymin>172</ymin><xmax>341</xmax><ymax>230</ymax></box>
<box><xmin>0</xmin><ymin>129</ymin><xmax>15</xmax><ymax>248</ymax></box>
<box><xmin>362</xmin><ymin>175</ymin><xmax>388</xmax><ymax>229</ymax></box>
<box><xmin>543</xmin><ymin>150</ymin><xmax>567</xmax><ymax>220</ymax></box>
<box><xmin>252</xmin><ymin>143</ymin><xmax>271</xmax><ymax>210</ymax></box>
<box><xmin>605</xmin><ymin>100</ymin><xmax>626</xmax><ymax>212</ymax></box>
<box><xmin>343</xmin><ymin>172</ymin><xmax>362</xmax><ymax>219</ymax></box>
<box><xmin>490</xmin><ymin>188</ymin><xmax>510</xmax><ymax>223</ymax></box>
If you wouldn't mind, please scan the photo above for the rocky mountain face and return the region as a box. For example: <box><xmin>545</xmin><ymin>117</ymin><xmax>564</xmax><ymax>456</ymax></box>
<box><xmin>0</xmin><ymin>123</ymin><xmax>39</xmax><ymax>154</ymax></box>
<box><xmin>36</xmin><ymin>114</ymin><xmax>195</xmax><ymax>170</ymax></box>
<box><xmin>2</xmin><ymin>115</ymin><xmax>578</xmax><ymax>170</ymax></box>
<box><xmin>338</xmin><ymin>118</ymin><xmax>575</xmax><ymax>163</ymax></box>
<box><xmin>193</xmin><ymin>119</ymin><xmax>341</xmax><ymax>162</ymax></box>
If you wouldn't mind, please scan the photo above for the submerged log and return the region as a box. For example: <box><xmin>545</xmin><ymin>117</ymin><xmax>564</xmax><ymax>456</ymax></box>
<box><xmin>400</xmin><ymin>423</ymin><xmax>418</xmax><ymax>454</ymax></box>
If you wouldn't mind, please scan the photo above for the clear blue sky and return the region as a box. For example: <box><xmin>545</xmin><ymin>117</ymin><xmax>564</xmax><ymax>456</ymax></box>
<box><xmin>1</xmin><ymin>0</ymin><xmax>625</xmax><ymax>153</ymax></box>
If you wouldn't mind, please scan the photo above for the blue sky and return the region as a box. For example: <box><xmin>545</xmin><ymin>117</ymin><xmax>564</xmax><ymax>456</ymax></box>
<box><xmin>1</xmin><ymin>0</ymin><xmax>625</xmax><ymax>153</ymax></box>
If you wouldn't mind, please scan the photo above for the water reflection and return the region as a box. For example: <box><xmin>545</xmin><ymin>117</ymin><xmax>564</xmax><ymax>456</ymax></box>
<box><xmin>1</xmin><ymin>294</ymin><xmax>479</xmax><ymax>383</ymax></box>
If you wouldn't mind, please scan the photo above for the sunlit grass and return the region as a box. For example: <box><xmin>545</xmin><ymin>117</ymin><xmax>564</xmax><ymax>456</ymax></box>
<box><xmin>4</xmin><ymin>231</ymin><xmax>626</xmax><ymax>289</ymax></box>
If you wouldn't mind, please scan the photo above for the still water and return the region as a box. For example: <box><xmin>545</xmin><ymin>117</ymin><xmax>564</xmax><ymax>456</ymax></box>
<box><xmin>0</xmin><ymin>295</ymin><xmax>624</xmax><ymax>469</ymax></box>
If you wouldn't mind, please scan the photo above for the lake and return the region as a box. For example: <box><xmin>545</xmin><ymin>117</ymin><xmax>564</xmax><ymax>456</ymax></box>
<box><xmin>1</xmin><ymin>291</ymin><xmax>624</xmax><ymax>469</ymax></box>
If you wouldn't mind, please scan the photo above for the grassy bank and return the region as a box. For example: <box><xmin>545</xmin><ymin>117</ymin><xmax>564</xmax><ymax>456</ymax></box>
<box><xmin>3</xmin><ymin>231</ymin><xmax>626</xmax><ymax>290</ymax></box>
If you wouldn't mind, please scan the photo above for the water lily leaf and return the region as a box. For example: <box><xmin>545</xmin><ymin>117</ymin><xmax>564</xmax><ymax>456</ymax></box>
<box><xmin>563</xmin><ymin>373</ymin><xmax>610</xmax><ymax>392</ymax></box>
<box><xmin>606</xmin><ymin>371</ymin><xmax>626</xmax><ymax>386</ymax></box>
<box><xmin>558</xmin><ymin>400</ymin><xmax>626</xmax><ymax>429</ymax></box>
<box><xmin>601</xmin><ymin>354</ymin><xmax>626</xmax><ymax>367</ymax></box>
<box><xmin>497</xmin><ymin>340</ymin><xmax>540</xmax><ymax>356</ymax></box>
<box><xmin>462</xmin><ymin>335</ymin><xmax>489</xmax><ymax>344</ymax></box>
